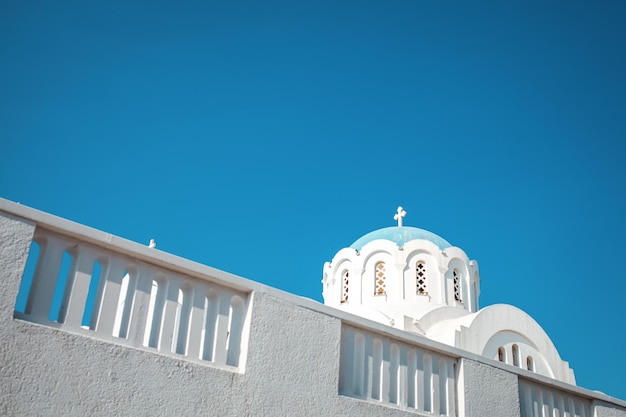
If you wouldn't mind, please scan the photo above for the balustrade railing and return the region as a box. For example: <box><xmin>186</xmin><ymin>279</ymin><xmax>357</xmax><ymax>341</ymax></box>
<box><xmin>339</xmin><ymin>324</ymin><xmax>457</xmax><ymax>416</ymax></box>
<box><xmin>520</xmin><ymin>378</ymin><xmax>592</xmax><ymax>417</ymax></box>
<box><xmin>14</xmin><ymin>227</ymin><xmax>250</xmax><ymax>370</ymax></box>
<box><xmin>4</xmin><ymin>201</ymin><xmax>625</xmax><ymax>417</ymax></box>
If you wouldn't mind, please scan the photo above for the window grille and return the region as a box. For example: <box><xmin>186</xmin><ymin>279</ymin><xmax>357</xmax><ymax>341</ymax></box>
<box><xmin>498</xmin><ymin>347</ymin><xmax>506</xmax><ymax>362</ymax></box>
<box><xmin>453</xmin><ymin>268</ymin><xmax>462</xmax><ymax>302</ymax></box>
<box><xmin>341</xmin><ymin>270</ymin><xmax>349</xmax><ymax>303</ymax></box>
<box><xmin>375</xmin><ymin>262</ymin><xmax>386</xmax><ymax>295</ymax></box>
<box><xmin>416</xmin><ymin>262</ymin><xmax>427</xmax><ymax>294</ymax></box>
<box><xmin>512</xmin><ymin>344</ymin><xmax>520</xmax><ymax>367</ymax></box>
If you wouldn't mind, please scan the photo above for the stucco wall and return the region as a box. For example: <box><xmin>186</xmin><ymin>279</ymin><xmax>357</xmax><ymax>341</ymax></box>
<box><xmin>594</xmin><ymin>401</ymin><xmax>626</xmax><ymax>417</ymax></box>
<box><xmin>458</xmin><ymin>358</ymin><xmax>521</xmax><ymax>417</ymax></box>
<box><xmin>0</xmin><ymin>211</ymin><xmax>34</xmax><ymax>318</ymax></box>
<box><xmin>0</xmin><ymin>210</ymin><xmax>422</xmax><ymax>416</ymax></box>
<box><xmin>0</xmin><ymin>242</ymin><xmax>419</xmax><ymax>416</ymax></box>
<box><xmin>2</xmin><ymin>204</ymin><xmax>626</xmax><ymax>417</ymax></box>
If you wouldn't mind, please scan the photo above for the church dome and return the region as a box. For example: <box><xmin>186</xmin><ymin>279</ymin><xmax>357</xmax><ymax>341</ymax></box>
<box><xmin>350</xmin><ymin>226</ymin><xmax>452</xmax><ymax>251</ymax></box>
<box><xmin>323</xmin><ymin>206</ymin><xmax>480</xmax><ymax>327</ymax></box>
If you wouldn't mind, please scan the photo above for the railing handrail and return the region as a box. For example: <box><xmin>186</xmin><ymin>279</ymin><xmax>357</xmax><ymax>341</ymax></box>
<box><xmin>2</xmin><ymin>198</ymin><xmax>626</xmax><ymax>410</ymax></box>
<box><xmin>0</xmin><ymin>198</ymin><xmax>262</xmax><ymax>294</ymax></box>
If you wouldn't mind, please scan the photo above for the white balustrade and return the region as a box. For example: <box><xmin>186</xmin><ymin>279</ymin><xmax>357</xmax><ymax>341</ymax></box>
<box><xmin>520</xmin><ymin>378</ymin><xmax>591</xmax><ymax>417</ymax></box>
<box><xmin>339</xmin><ymin>324</ymin><xmax>457</xmax><ymax>416</ymax></box>
<box><xmin>14</xmin><ymin>228</ymin><xmax>250</xmax><ymax>370</ymax></box>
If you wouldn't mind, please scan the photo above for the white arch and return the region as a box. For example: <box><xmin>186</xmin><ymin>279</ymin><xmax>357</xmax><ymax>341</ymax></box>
<box><xmin>454</xmin><ymin>304</ymin><xmax>575</xmax><ymax>383</ymax></box>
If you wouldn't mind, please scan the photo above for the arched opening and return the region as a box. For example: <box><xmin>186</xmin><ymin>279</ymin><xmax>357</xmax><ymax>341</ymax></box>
<box><xmin>453</xmin><ymin>268</ymin><xmax>462</xmax><ymax>302</ymax></box>
<box><xmin>416</xmin><ymin>261</ymin><xmax>427</xmax><ymax>294</ymax></box>
<box><xmin>226</xmin><ymin>295</ymin><xmax>245</xmax><ymax>367</ymax></box>
<box><xmin>353</xmin><ymin>332</ymin><xmax>365</xmax><ymax>397</ymax></box>
<box><xmin>374</xmin><ymin>262</ymin><xmax>386</xmax><ymax>295</ymax></box>
<box><xmin>526</xmin><ymin>356</ymin><xmax>535</xmax><ymax>372</ymax></box>
<box><xmin>498</xmin><ymin>346</ymin><xmax>506</xmax><ymax>362</ymax></box>
<box><xmin>112</xmin><ymin>269</ymin><xmax>137</xmax><ymax>339</ymax></box>
<box><xmin>423</xmin><ymin>353</ymin><xmax>433</xmax><ymax>412</ymax></box>
<box><xmin>202</xmin><ymin>290</ymin><xmax>219</xmax><ymax>361</ymax></box>
<box><xmin>372</xmin><ymin>338</ymin><xmax>383</xmax><ymax>400</ymax></box>
<box><xmin>49</xmin><ymin>250</ymin><xmax>74</xmax><ymax>322</ymax></box>
<box><xmin>81</xmin><ymin>260</ymin><xmax>102</xmax><ymax>328</ymax></box>
<box><xmin>174</xmin><ymin>285</ymin><xmax>193</xmax><ymax>355</ymax></box>
<box><xmin>14</xmin><ymin>240</ymin><xmax>41</xmax><ymax>314</ymax></box>
<box><xmin>512</xmin><ymin>344</ymin><xmax>520</xmax><ymax>367</ymax></box>
<box><xmin>147</xmin><ymin>276</ymin><xmax>168</xmax><ymax>349</ymax></box>
<box><xmin>341</xmin><ymin>269</ymin><xmax>349</xmax><ymax>303</ymax></box>
<box><xmin>389</xmin><ymin>344</ymin><xmax>400</xmax><ymax>404</ymax></box>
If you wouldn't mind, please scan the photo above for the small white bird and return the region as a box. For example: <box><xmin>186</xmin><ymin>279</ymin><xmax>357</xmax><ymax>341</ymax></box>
<box><xmin>149</xmin><ymin>239</ymin><xmax>156</xmax><ymax>248</ymax></box>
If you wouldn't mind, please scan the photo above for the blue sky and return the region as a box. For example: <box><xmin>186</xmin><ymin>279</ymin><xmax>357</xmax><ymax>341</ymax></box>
<box><xmin>2</xmin><ymin>0</ymin><xmax>625</xmax><ymax>401</ymax></box>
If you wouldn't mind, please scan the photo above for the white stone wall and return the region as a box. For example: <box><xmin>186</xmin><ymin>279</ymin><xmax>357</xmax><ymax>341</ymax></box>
<box><xmin>1</xmin><ymin>200</ymin><xmax>626</xmax><ymax>417</ymax></box>
<box><xmin>458</xmin><ymin>358</ymin><xmax>521</xmax><ymax>417</ymax></box>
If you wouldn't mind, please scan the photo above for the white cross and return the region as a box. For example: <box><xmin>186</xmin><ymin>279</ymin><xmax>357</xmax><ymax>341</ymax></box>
<box><xmin>394</xmin><ymin>206</ymin><xmax>406</xmax><ymax>227</ymax></box>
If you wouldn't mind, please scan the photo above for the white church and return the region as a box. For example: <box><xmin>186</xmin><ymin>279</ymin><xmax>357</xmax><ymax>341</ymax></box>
<box><xmin>0</xmin><ymin>199</ymin><xmax>624</xmax><ymax>416</ymax></box>
<box><xmin>323</xmin><ymin>207</ymin><xmax>574</xmax><ymax>385</ymax></box>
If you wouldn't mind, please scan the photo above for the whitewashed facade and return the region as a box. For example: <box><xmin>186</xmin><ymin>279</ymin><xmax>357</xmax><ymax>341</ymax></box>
<box><xmin>0</xmin><ymin>199</ymin><xmax>624</xmax><ymax>416</ymax></box>
<box><xmin>323</xmin><ymin>207</ymin><xmax>574</xmax><ymax>385</ymax></box>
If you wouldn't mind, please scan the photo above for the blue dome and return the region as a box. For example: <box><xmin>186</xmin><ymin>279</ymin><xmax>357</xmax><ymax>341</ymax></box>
<box><xmin>350</xmin><ymin>226</ymin><xmax>452</xmax><ymax>251</ymax></box>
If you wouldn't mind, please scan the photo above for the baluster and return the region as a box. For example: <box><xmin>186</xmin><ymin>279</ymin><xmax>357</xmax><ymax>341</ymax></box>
<box><xmin>338</xmin><ymin>327</ymin><xmax>354</xmax><ymax>395</ymax></box>
<box><xmin>423</xmin><ymin>353</ymin><xmax>432</xmax><ymax>412</ymax></box>
<box><xmin>27</xmin><ymin>236</ymin><xmax>66</xmax><ymax>320</ymax></box>
<box><xmin>61</xmin><ymin>246</ymin><xmax>97</xmax><ymax>328</ymax></box>
<box><xmin>397</xmin><ymin>346</ymin><xmax>408</xmax><ymax>408</ymax></box>
<box><xmin>175</xmin><ymin>284</ymin><xmax>193</xmax><ymax>355</ymax></box>
<box><xmin>388</xmin><ymin>344</ymin><xmax>399</xmax><ymax>404</ymax></box>
<box><xmin>381</xmin><ymin>341</ymin><xmax>391</xmax><ymax>403</ymax></box>
<box><xmin>446</xmin><ymin>358</ymin><xmax>456</xmax><ymax>416</ymax></box>
<box><xmin>578</xmin><ymin>398</ymin><xmax>587</xmax><ymax>417</ymax></box>
<box><xmin>556</xmin><ymin>392</ymin><xmax>566</xmax><ymax>417</ymax></box>
<box><xmin>536</xmin><ymin>387</ymin><xmax>544</xmax><ymax>417</ymax></box>
<box><xmin>364</xmin><ymin>335</ymin><xmax>374</xmax><ymax>400</ymax></box>
<box><xmin>212</xmin><ymin>290</ymin><xmax>233</xmax><ymax>365</ymax></box>
<box><xmin>416</xmin><ymin>350</ymin><xmax>425</xmax><ymax>411</ymax></box>
<box><xmin>353</xmin><ymin>332</ymin><xmax>365</xmax><ymax>398</ymax></box>
<box><xmin>431</xmin><ymin>355</ymin><xmax>440</xmax><ymax>414</ymax></box>
<box><xmin>126</xmin><ymin>267</ymin><xmax>153</xmax><ymax>347</ymax></box>
<box><xmin>407</xmin><ymin>349</ymin><xmax>417</xmax><ymax>409</ymax></box>
<box><xmin>371</xmin><ymin>338</ymin><xmax>383</xmax><ymax>401</ymax></box>
<box><xmin>186</xmin><ymin>284</ymin><xmax>209</xmax><ymax>360</ymax></box>
<box><xmin>95</xmin><ymin>258</ymin><xmax>127</xmax><ymax>339</ymax></box>
<box><xmin>520</xmin><ymin>381</ymin><xmax>533</xmax><ymax>417</ymax></box>
<box><xmin>147</xmin><ymin>276</ymin><xmax>167</xmax><ymax>348</ymax></box>
<box><xmin>159</xmin><ymin>277</ymin><xmax>180</xmax><ymax>354</ymax></box>
<box><xmin>226</xmin><ymin>295</ymin><xmax>245</xmax><ymax>367</ymax></box>
<box><xmin>202</xmin><ymin>290</ymin><xmax>219</xmax><ymax>361</ymax></box>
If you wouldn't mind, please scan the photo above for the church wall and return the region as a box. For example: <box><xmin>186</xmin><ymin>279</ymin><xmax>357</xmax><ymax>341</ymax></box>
<box><xmin>1</xmin><ymin>200</ymin><xmax>625</xmax><ymax>417</ymax></box>
<box><xmin>240</xmin><ymin>291</ymin><xmax>343</xmax><ymax>416</ymax></box>
<box><xmin>594</xmin><ymin>401</ymin><xmax>626</xmax><ymax>417</ymax></box>
<box><xmin>458</xmin><ymin>358</ymin><xmax>521</xmax><ymax>417</ymax></box>
<box><xmin>519</xmin><ymin>378</ymin><xmax>592</xmax><ymax>417</ymax></box>
<box><xmin>0</xmin><ymin>211</ymin><xmax>246</xmax><ymax>415</ymax></box>
<box><xmin>1</xmin><ymin>319</ymin><xmax>246</xmax><ymax>416</ymax></box>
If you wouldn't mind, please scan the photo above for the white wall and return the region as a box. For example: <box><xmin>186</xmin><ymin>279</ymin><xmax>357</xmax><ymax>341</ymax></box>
<box><xmin>1</xmin><ymin>200</ymin><xmax>625</xmax><ymax>417</ymax></box>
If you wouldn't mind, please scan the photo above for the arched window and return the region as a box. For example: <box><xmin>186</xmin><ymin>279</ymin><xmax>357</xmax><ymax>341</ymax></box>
<box><xmin>416</xmin><ymin>261</ymin><xmax>427</xmax><ymax>294</ymax></box>
<box><xmin>453</xmin><ymin>268</ymin><xmax>462</xmax><ymax>302</ymax></box>
<box><xmin>341</xmin><ymin>270</ymin><xmax>349</xmax><ymax>303</ymax></box>
<box><xmin>526</xmin><ymin>356</ymin><xmax>535</xmax><ymax>372</ymax></box>
<box><xmin>498</xmin><ymin>346</ymin><xmax>506</xmax><ymax>362</ymax></box>
<box><xmin>375</xmin><ymin>262</ymin><xmax>386</xmax><ymax>295</ymax></box>
<box><xmin>512</xmin><ymin>344</ymin><xmax>520</xmax><ymax>367</ymax></box>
